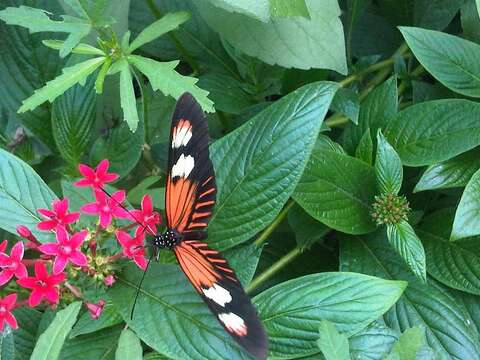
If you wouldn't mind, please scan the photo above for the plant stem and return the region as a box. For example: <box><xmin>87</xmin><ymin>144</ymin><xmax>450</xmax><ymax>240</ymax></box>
<box><xmin>145</xmin><ymin>0</ymin><xmax>200</xmax><ymax>74</ymax></box>
<box><xmin>246</xmin><ymin>247</ymin><xmax>301</xmax><ymax>294</ymax></box>
<box><xmin>254</xmin><ymin>199</ymin><xmax>295</xmax><ymax>247</ymax></box>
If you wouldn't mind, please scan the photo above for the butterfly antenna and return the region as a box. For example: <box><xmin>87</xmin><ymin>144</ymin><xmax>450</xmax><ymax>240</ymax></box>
<box><xmin>130</xmin><ymin>251</ymin><xmax>155</xmax><ymax>320</ymax></box>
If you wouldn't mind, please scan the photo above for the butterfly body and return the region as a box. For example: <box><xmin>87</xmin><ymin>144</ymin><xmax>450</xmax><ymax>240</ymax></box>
<box><xmin>152</xmin><ymin>229</ymin><xmax>182</xmax><ymax>249</ymax></box>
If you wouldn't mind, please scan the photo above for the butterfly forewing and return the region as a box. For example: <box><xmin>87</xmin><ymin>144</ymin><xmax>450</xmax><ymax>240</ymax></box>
<box><xmin>165</xmin><ymin>93</ymin><xmax>268</xmax><ymax>359</ymax></box>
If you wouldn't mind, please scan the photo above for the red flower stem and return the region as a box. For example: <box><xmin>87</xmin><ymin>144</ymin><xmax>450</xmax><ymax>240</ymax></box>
<box><xmin>65</xmin><ymin>282</ymin><xmax>83</xmax><ymax>299</ymax></box>
<box><xmin>106</xmin><ymin>252</ymin><xmax>123</xmax><ymax>263</ymax></box>
<box><xmin>22</xmin><ymin>259</ymin><xmax>49</xmax><ymax>266</ymax></box>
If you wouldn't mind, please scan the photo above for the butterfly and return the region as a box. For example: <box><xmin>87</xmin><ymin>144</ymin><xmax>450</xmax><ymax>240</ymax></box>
<box><xmin>146</xmin><ymin>93</ymin><xmax>268</xmax><ymax>359</ymax></box>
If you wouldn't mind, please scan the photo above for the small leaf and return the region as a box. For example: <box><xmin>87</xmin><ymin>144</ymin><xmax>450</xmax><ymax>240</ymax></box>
<box><xmin>115</xmin><ymin>329</ymin><xmax>142</xmax><ymax>360</ymax></box>
<box><xmin>18</xmin><ymin>57</ymin><xmax>105</xmax><ymax>113</ymax></box>
<box><xmin>255</xmin><ymin>272</ymin><xmax>406</xmax><ymax>358</ymax></box>
<box><xmin>288</xmin><ymin>204</ymin><xmax>329</xmax><ymax>250</ymax></box>
<box><xmin>270</xmin><ymin>0</ymin><xmax>310</xmax><ymax>18</ymax></box>
<box><xmin>129</xmin><ymin>55</ymin><xmax>214</xmax><ymax>113</ymax></box>
<box><xmin>30</xmin><ymin>302</ymin><xmax>82</xmax><ymax>360</ymax></box>
<box><xmin>293</xmin><ymin>149</ymin><xmax>377</xmax><ymax>234</ymax></box>
<box><xmin>385</xmin><ymin>327</ymin><xmax>426</xmax><ymax>360</ymax></box>
<box><xmin>414</xmin><ymin>148</ymin><xmax>480</xmax><ymax>192</ymax></box>
<box><xmin>118</xmin><ymin>59</ymin><xmax>140</xmax><ymax>131</ymax></box>
<box><xmin>387</xmin><ymin>221</ymin><xmax>426</xmax><ymax>282</ymax></box>
<box><xmin>0</xmin><ymin>329</ymin><xmax>15</xmax><ymax>360</ymax></box>
<box><xmin>385</xmin><ymin>99</ymin><xmax>480</xmax><ymax>166</ymax></box>
<box><xmin>70</xmin><ymin>303</ymin><xmax>123</xmax><ymax>338</ymax></box>
<box><xmin>330</xmin><ymin>87</ymin><xmax>360</xmax><ymax>125</ymax></box>
<box><xmin>400</xmin><ymin>27</ymin><xmax>480</xmax><ymax>98</ymax></box>
<box><xmin>355</xmin><ymin>129</ymin><xmax>373</xmax><ymax>165</ymax></box>
<box><xmin>375</xmin><ymin>130</ymin><xmax>403</xmax><ymax>195</ymax></box>
<box><xmin>0</xmin><ymin>148</ymin><xmax>57</xmax><ymax>243</ymax></box>
<box><xmin>128</xmin><ymin>12</ymin><xmax>191</xmax><ymax>53</ymax></box>
<box><xmin>349</xmin><ymin>321</ymin><xmax>399</xmax><ymax>360</ymax></box>
<box><xmin>317</xmin><ymin>320</ymin><xmax>350</xmax><ymax>360</ymax></box>
<box><xmin>42</xmin><ymin>40</ymin><xmax>105</xmax><ymax>56</ymax></box>
<box><xmin>451</xmin><ymin>168</ymin><xmax>480</xmax><ymax>241</ymax></box>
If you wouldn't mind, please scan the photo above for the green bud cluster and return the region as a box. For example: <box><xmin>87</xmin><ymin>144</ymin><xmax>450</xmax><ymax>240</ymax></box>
<box><xmin>371</xmin><ymin>193</ymin><xmax>410</xmax><ymax>225</ymax></box>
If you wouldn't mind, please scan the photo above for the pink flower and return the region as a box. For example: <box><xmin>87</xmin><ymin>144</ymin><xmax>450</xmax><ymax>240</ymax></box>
<box><xmin>0</xmin><ymin>242</ymin><xmax>27</xmax><ymax>285</ymax></box>
<box><xmin>115</xmin><ymin>229</ymin><xmax>147</xmax><ymax>270</ymax></box>
<box><xmin>74</xmin><ymin>159</ymin><xmax>119</xmax><ymax>188</ymax></box>
<box><xmin>0</xmin><ymin>294</ymin><xmax>18</xmax><ymax>331</ymax></box>
<box><xmin>17</xmin><ymin>262</ymin><xmax>65</xmax><ymax>307</ymax></box>
<box><xmin>37</xmin><ymin>198</ymin><xmax>80</xmax><ymax>231</ymax></box>
<box><xmin>38</xmin><ymin>228</ymin><xmax>88</xmax><ymax>274</ymax></box>
<box><xmin>104</xmin><ymin>275</ymin><xmax>115</xmax><ymax>286</ymax></box>
<box><xmin>130</xmin><ymin>195</ymin><xmax>161</xmax><ymax>235</ymax></box>
<box><xmin>0</xmin><ymin>240</ymin><xmax>7</xmax><ymax>253</ymax></box>
<box><xmin>81</xmin><ymin>190</ymin><xmax>129</xmax><ymax>228</ymax></box>
<box><xmin>85</xmin><ymin>299</ymin><xmax>106</xmax><ymax>320</ymax></box>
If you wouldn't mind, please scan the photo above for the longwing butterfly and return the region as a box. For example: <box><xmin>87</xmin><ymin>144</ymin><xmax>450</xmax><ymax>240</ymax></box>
<box><xmin>150</xmin><ymin>93</ymin><xmax>268</xmax><ymax>359</ymax></box>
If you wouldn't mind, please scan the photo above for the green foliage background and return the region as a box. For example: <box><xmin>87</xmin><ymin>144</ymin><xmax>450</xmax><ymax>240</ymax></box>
<box><xmin>1</xmin><ymin>0</ymin><xmax>480</xmax><ymax>359</ymax></box>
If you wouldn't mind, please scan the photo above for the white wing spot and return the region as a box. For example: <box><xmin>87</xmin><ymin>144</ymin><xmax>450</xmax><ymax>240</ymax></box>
<box><xmin>202</xmin><ymin>284</ymin><xmax>232</xmax><ymax>307</ymax></box>
<box><xmin>172</xmin><ymin>125</ymin><xmax>192</xmax><ymax>148</ymax></box>
<box><xmin>218</xmin><ymin>312</ymin><xmax>247</xmax><ymax>337</ymax></box>
<box><xmin>171</xmin><ymin>154</ymin><xmax>194</xmax><ymax>178</ymax></box>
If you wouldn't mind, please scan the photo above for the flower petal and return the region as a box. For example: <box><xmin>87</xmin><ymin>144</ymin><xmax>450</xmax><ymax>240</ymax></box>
<box><xmin>49</xmin><ymin>273</ymin><xmax>66</xmax><ymax>285</ymax></box>
<box><xmin>134</xmin><ymin>255</ymin><xmax>147</xmax><ymax>270</ymax></box>
<box><xmin>0</xmin><ymin>271</ymin><xmax>13</xmax><ymax>286</ymax></box>
<box><xmin>55</xmin><ymin>227</ymin><xmax>69</xmax><ymax>245</ymax></box>
<box><xmin>115</xmin><ymin>231</ymin><xmax>131</xmax><ymax>248</ymax></box>
<box><xmin>10</xmin><ymin>242</ymin><xmax>24</xmax><ymax>261</ymax></box>
<box><xmin>112</xmin><ymin>190</ymin><xmax>125</xmax><ymax>203</ymax></box>
<box><xmin>37</xmin><ymin>208</ymin><xmax>55</xmax><ymax>218</ymax></box>
<box><xmin>103</xmin><ymin>173</ymin><xmax>119</xmax><ymax>183</ymax></box>
<box><xmin>96</xmin><ymin>159</ymin><xmax>109</xmax><ymax>175</ymax></box>
<box><xmin>80</xmin><ymin>203</ymin><xmax>99</xmax><ymax>214</ymax></box>
<box><xmin>62</xmin><ymin>212</ymin><xmax>80</xmax><ymax>224</ymax></box>
<box><xmin>0</xmin><ymin>253</ymin><xmax>10</xmax><ymax>266</ymax></box>
<box><xmin>142</xmin><ymin>195</ymin><xmax>153</xmax><ymax>214</ymax></box>
<box><xmin>54</xmin><ymin>198</ymin><xmax>69</xmax><ymax>217</ymax></box>
<box><xmin>38</xmin><ymin>243</ymin><xmax>59</xmax><ymax>256</ymax></box>
<box><xmin>99</xmin><ymin>213</ymin><xmax>112</xmax><ymax>228</ymax></box>
<box><xmin>34</xmin><ymin>261</ymin><xmax>48</xmax><ymax>279</ymax></box>
<box><xmin>0</xmin><ymin>240</ymin><xmax>8</xmax><ymax>253</ymax></box>
<box><xmin>37</xmin><ymin>220</ymin><xmax>58</xmax><ymax>231</ymax></box>
<box><xmin>28</xmin><ymin>289</ymin><xmax>43</xmax><ymax>307</ymax></box>
<box><xmin>53</xmin><ymin>256</ymin><xmax>68</xmax><ymax>274</ymax></box>
<box><xmin>93</xmin><ymin>189</ymin><xmax>107</xmax><ymax>204</ymax></box>
<box><xmin>14</xmin><ymin>263</ymin><xmax>27</xmax><ymax>280</ymax></box>
<box><xmin>17</xmin><ymin>277</ymin><xmax>37</xmax><ymax>289</ymax></box>
<box><xmin>111</xmin><ymin>208</ymin><xmax>129</xmax><ymax>219</ymax></box>
<box><xmin>70</xmin><ymin>230</ymin><xmax>88</xmax><ymax>248</ymax></box>
<box><xmin>78</xmin><ymin>164</ymin><xmax>96</xmax><ymax>178</ymax></box>
<box><xmin>69</xmin><ymin>251</ymin><xmax>88</xmax><ymax>267</ymax></box>
<box><xmin>44</xmin><ymin>287</ymin><xmax>59</xmax><ymax>304</ymax></box>
<box><xmin>74</xmin><ymin>178</ymin><xmax>93</xmax><ymax>187</ymax></box>
<box><xmin>5</xmin><ymin>312</ymin><xmax>18</xmax><ymax>329</ymax></box>
<box><xmin>3</xmin><ymin>294</ymin><xmax>17</xmax><ymax>309</ymax></box>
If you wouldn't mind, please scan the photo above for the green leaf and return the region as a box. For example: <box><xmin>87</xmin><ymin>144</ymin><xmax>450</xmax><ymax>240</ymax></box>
<box><xmin>269</xmin><ymin>0</ymin><xmax>310</xmax><ymax>18</ymax></box>
<box><xmin>355</xmin><ymin>129</ymin><xmax>373</xmax><ymax>165</ymax></box>
<box><xmin>115</xmin><ymin>329</ymin><xmax>142</xmax><ymax>360</ymax></box>
<box><xmin>18</xmin><ymin>57</ymin><xmax>104</xmax><ymax>114</ymax></box>
<box><xmin>384</xmin><ymin>99</ymin><xmax>480</xmax><ymax>166</ymax></box>
<box><xmin>340</xmin><ymin>231</ymin><xmax>480</xmax><ymax>359</ymax></box>
<box><xmin>0</xmin><ymin>330</ymin><xmax>15</xmax><ymax>360</ymax></box>
<box><xmin>0</xmin><ymin>148</ymin><xmax>57</xmax><ymax>243</ymax></box>
<box><xmin>128</xmin><ymin>12</ymin><xmax>190</xmax><ymax>53</ymax></box>
<box><xmin>387</xmin><ymin>221</ymin><xmax>426</xmax><ymax>282</ymax></box>
<box><xmin>418</xmin><ymin>208</ymin><xmax>480</xmax><ymax>296</ymax></box>
<box><xmin>52</xmin><ymin>76</ymin><xmax>96</xmax><ymax>165</ymax></box>
<box><xmin>118</xmin><ymin>59</ymin><xmax>140</xmax><ymax>132</ymax></box>
<box><xmin>127</xmin><ymin>176</ymin><xmax>162</xmax><ymax>205</ymax></box>
<box><xmin>222</xmin><ymin>243</ymin><xmax>263</xmax><ymax>286</ymax></box>
<box><xmin>400</xmin><ymin>27</ymin><xmax>480</xmax><ymax>98</ymax></box>
<box><xmin>288</xmin><ymin>204</ymin><xmax>329</xmax><ymax>250</ymax></box>
<box><xmin>128</xmin><ymin>55</ymin><xmax>214</xmax><ymax>113</ymax></box>
<box><xmin>349</xmin><ymin>321</ymin><xmax>399</xmax><ymax>360</ymax></box>
<box><xmin>385</xmin><ymin>327</ymin><xmax>426</xmax><ymax>360</ymax></box>
<box><xmin>60</xmin><ymin>325</ymin><xmax>122</xmax><ymax>360</ymax></box>
<box><xmin>90</xmin><ymin>117</ymin><xmax>145</xmax><ymax>180</ymax></box>
<box><xmin>208</xmin><ymin>82</ymin><xmax>338</xmax><ymax>250</ymax></box>
<box><xmin>375</xmin><ymin>130</ymin><xmax>403</xmax><ymax>195</ymax></box>
<box><xmin>255</xmin><ymin>272</ymin><xmax>406</xmax><ymax>358</ymax></box>
<box><xmin>330</xmin><ymin>87</ymin><xmax>360</xmax><ymax>125</ymax></box>
<box><xmin>204</xmin><ymin>0</ymin><xmax>270</xmax><ymax>22</ymax></box>
<box><xmin>196</xmin><ymin>0</ymin><xmax>347</xmax><ymax>74</ymax></box>
<box><xmin>293</xmin><ymin>149</ymin><xmax>376</xmax><ymax>234</ymax></box>
<box><xmin>70</xmin><ymin>303</ymin><xmax>123</xmax><ymax>338</ymax></box>
<box><xmin>42</xmin><ymin>39</ymin><xmax>105</xmax><ymax>56</ymax></box>
<box><xmin>343</xmin><ymin>77</ymin><xmax>398</xmax><ymax>154</ymax></box>
<box><xmin>0</xmin><ymin>6</ymin><xmax>92</xmax><ymax>57</ymax></box>
<box><xmin>452</xmin><ymin>168</ymin><xmax>480</xmax><ymax>241</ymax></box>
<box><xmin>477</xmin><ymin>0</ymin><xmax>480</xmax><ymax>17</ymax></box>
<box><xmin>12</xmin><ymin>307</ymin><xmax>43</xmax><ymax>360</ymax></box>
<box><xmin>109</xmin><ymin>263</ymin><xmax>252</xmax><ymax>360</ymax></box>
<box><xmin>31</xmin><ymin>302</ymin><xmax>82</xmax><ymax>360</ymax></box>
<box><xmin>414</xmin><ymin>148</ymin><xmax>480</xmax><ymax>192</ymax></box>
<box><xmin>316</xmin><ymin>320</ymin><xmax>350</xmax><ymax>360</ymax></box>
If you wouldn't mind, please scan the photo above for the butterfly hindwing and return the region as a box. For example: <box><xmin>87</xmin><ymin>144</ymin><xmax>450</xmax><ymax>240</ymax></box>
<box><xmin>174</xmin><ymin>240</ymin><xmax>268</xmax><ymax>360</ymax></box>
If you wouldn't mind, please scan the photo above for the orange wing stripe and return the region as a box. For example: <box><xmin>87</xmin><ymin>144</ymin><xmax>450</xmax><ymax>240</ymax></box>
<box><xmin>195</xmin><ymin>201</ymin><xmax>215</xmax><ymax>209</ymax></box>
<box><xmin>166</xmin><ymin>176</ymin><xmax>197</xmax><ymax>231</ymax></box>
<box><xmin>199</xmin><ymin>188</ymin><xmax>215</xmax><ymax>199</ymax></box>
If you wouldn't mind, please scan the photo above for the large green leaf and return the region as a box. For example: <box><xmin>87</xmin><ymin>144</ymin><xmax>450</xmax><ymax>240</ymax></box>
<box><xmin>115</xmin><ymin>329</ymin><xmax>142</xmax><ymax>360</ymax></box>
<box><xmin>90</xmin><ymin>117</ymin><xmax>145</xmax><ymax>180</ymax></box>
<box><xmin>52</xmin><ymin>76</ymin><xmax>96</xmax><ymax>165</ymax></box>
<box><xmin>400</xmin><ymin>27</ymin><xmax>480</xmax><ymax>98</ymax></box>
<box><xmin>208</xmin><ymin>82</ymin><xmax>338</xmax><ymax>250</ymax></box>
<box><xmin>0</xmin><ymin>330</ymin><xmax>15</xmax><ymax>360</ymax></box>
<box><xmin>452</xmin><ymin>168</ymin><xmax>480</xmax><ymax>241</ymax></box>
<box><xmin>316</xmin><ymin>320</ymin><xmax>350</xmax><ymax>360</ymax></box>
<box><xmin>255</xmin><ymin>272</ymin><xmax>406</xmax><ymax>358</ymax></box>
<box><xmin>70</xmin><ymin>303</ymin><xmax>123</xmax><ymax>338</ymax></box>
<box><xmin>109</xmin><ymin>263</ymin><xmax>252</xmax><ymax>360</ymax></box>
<box><xmin>196</xmin><ymin>0</ymin><xmax>347</xmax><ymax>74</ymax></box>
<box><xmin>0</xmin><ymin>148</ymin><xmax>57</xmax><ymax>243</ymax></box>
<box><xmin>340</xmin><ymin>231</ymin><xmax>480</xmax><ymax>359</ymax></box>
<box><xmin>293</xmin><ymin>149</ymin><xmax>376</xmax><ymax>234</ymax></box>
<box><xmin>414</xmin><ymin>148</ymin><xmax>480</xmax><ymax>192</ymax></box>
<box><xmin>349</xmin><ymin>321</ymin><xmax>399</xmax><ymax>360</ymax></box>
<box><xmin>375</xmin><ymin>130</ymin><xmax>403</xmax><ymax>195</ymax></box>
<box><xmin>201</xmin><ymin>0</ymin><xmax>269</xmax><ymax>22</ymax></box>
<box><xmin>270</xmin><ymin>0</ymin><xmax>310</xmax><ymax>18</ymax></box>
<box><xmin>387</xmin><ymin>221</ymin><xmax>426</xmax><ymax>282</ymax></box>
<box><xmin>343</xmin><ymin>77</ymin><xmax>398</xmax><ymax>154</ymax></box>
<box><xmin>30</xmin><ymin>302</ymin><xmax>82</xmax><ymax>360</ymax></box>
<box><xmin>384</xmin><ymin>99</ymin><xmax>480</xmax><ymax>166</ymax></box>
<box><xmin>418</xmin><ymin>208</ymin><xmax>480</xmax><ymax>296</ymax></box>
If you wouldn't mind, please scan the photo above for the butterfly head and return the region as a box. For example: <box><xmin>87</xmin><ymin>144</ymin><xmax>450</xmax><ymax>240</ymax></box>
<box><xmin>153</xmin><ymin>229</ymin><xmax>182</xmax><ymax>249</ymax></box>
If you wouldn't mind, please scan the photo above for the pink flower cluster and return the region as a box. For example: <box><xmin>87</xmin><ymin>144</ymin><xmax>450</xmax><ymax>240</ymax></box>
<box><xmin>0</xmin><ymin>159</ymin><xmax>162</xmax><ymax>332</ymax></box>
